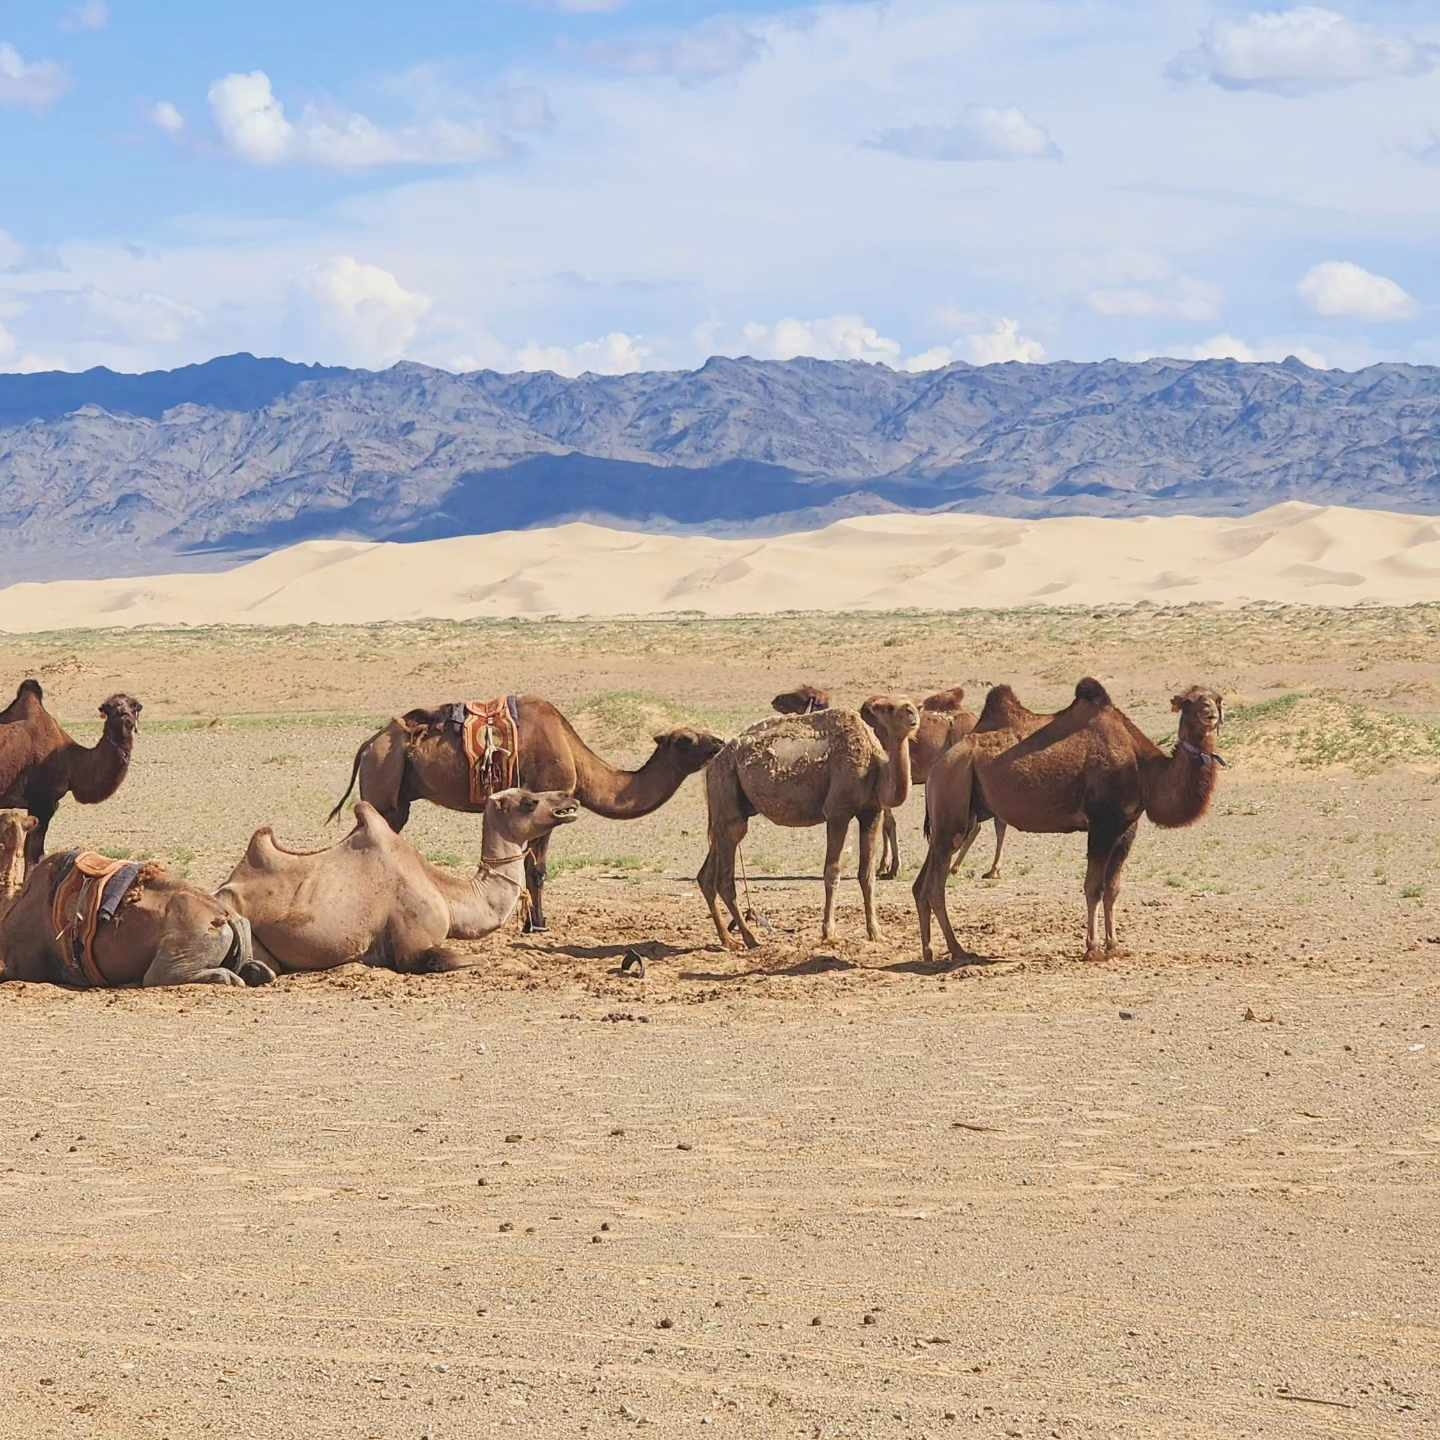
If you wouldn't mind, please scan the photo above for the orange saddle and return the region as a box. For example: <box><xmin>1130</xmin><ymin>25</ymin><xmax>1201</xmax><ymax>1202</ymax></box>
<box><xmin>460</xmin><ymin>697</ymin><xmax>521</xmax><ymax>806</ymax></box>
<box><xmin>49</xmin><ymin>851</ymin><xmax>146</xmax><ymax>988</ymax></box>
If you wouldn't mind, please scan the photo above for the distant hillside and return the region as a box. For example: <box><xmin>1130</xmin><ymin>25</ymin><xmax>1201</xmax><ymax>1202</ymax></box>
<box><xmin>1</xmin><ymin>351</ymin><xmax>1437</xmax><ymax>580</ymax></box>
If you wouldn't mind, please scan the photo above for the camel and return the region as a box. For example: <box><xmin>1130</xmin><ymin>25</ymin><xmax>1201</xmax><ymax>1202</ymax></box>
<box><xmin>0</xmin><ymin>809</ymin><xmax>35</xmax><ymax>913</ymax></box>
<box><xmin>0</xmin><ymin>848</ymin><xmax>263</xmax><ymax>989</ymax></box>
<box><xmin>699</xmin><ymin>695</ymin><xmax>919</xmax><ymax>948</ymax></box>
<box><xmin>913</xmin><ymin>679</ymin><xmax>1225</xmax><ymax>964</ymax></box>
<box><xmin>772</xmin><ymin>683</ymin><xmax>1011</xmax><ymax>882</ymax></box>
<box><xmin>329</xmin><ymin>696</ymin><xmax>722</xmax><ymax>932</ymax></box>
<box><xmin>221</xmin><ymin>789</ymin><xmax>580</xmax><ymax>975</ymax></box>
<box><xmin>0</xmin><ymin>680</ymin><xmax>142</xmax><ymax>864</ymax></box>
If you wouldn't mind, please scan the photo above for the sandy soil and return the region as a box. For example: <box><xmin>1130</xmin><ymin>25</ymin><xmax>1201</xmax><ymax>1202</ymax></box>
<box><xmin>1</xmin><ymin>609</ymin><xmax>1437</xmax><ymax>1438</ymax></box>
<box><xmin>7</xmin><ymin>503</ymin><xmax>1440</xmax><ymax>629</ymax></box>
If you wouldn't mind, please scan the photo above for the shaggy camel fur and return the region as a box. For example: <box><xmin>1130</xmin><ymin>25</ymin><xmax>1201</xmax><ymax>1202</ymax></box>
<box><xmin>222</xmin><ymin>790</ymin><xmax>579</xmax><ymax>974</ymax></box>
<box><xmin>330</xmin><ymin>696</ymin><xmax>723</xmax><ymax>932</ymax></box>
<box><xmin>914</xmin><ymin>679</ymin><xmax>1224</xmax><ymax>964</ymax></box>
<box><xmin>772</xmin><ymin>684</ymin><xmax>1008</xmax><ymax>882</ymax></box>
<box><xmin>0</xmin><ymin>680</ymin><xmax>142</xmax><ymax>864</ymax></box>
<box><xmin>700</xmin><ymin>696</ymin><xmax>919</xmax><ymax>948</ymax></box>
<box><xmin>0</xmin><ymin>852</ymin><xmax>260</xmax><ymax>988</ymax></box>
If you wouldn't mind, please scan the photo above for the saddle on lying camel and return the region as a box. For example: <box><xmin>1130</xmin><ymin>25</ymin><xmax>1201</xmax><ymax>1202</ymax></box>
<box><xmin>49</xmin><ymin>850</ymin><xmax>147</xmax><ymax>988</ymax></box>
<box><xmin>422</xmin><ymin>697</ymin><xmax>522</xmax><ymax>806</ymax></box>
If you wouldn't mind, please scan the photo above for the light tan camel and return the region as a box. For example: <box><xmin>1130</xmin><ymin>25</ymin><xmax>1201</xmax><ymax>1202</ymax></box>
<box><xmin>0</xmin><ymin>680</ymin><xmax>142</xmax><ymax>864</ymax></box>
<box><xmin>772</xmin><ymin>683</ymin><xmax>1009</xmax><ymax>882</ymax></box>
<box><xmin>914</xmin><ymin>679</ymin><xmax>1224</xmax><ymax>964</ymax></box>
<box><xmin>699</xmin><ymin>696</ymin><xmax>919</xmax><ymax>948</ymax></box>
<box><xmin>0</xmin><ymin>850</ymin><xmax>262</xmax><ymax>988</ymax></box>
<box><xmin>0</xmin><ymin>809</ymin><xmax>35</xmax><ymax>915</ymax></box>
<box><xmin>221</xmin><ymin>790</ymin><xmax>579</xmax><ymax>975</ymax></box>
<box><xmin>330</xmin><ymin>696</ymin><xmax>723</xmax><ymax>932</ymax></box>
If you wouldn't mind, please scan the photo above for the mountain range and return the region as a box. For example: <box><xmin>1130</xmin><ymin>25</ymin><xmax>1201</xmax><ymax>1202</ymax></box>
<box><xmin>1</xmin><ymin>351</ymin><xmax>1438</xmax><ymax>581</ymax></box>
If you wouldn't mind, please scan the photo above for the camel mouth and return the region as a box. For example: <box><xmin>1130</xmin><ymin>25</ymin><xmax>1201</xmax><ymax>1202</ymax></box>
<box><xmin>550</xmin><ymin>804</ymin><xmax>581</xmax><ymax>825</ymax></box>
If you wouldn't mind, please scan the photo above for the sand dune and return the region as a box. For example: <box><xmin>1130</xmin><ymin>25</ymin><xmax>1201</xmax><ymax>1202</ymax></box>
<box><xmin>3</xmin><ymin>502</ymin><xmax>1434</xmax><ymax>631</ymax></box>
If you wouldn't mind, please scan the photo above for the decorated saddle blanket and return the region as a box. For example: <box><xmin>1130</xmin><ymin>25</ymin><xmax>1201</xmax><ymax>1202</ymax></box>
<box><xmin>49</xmin><ymin>850</ymin><xmax>145</xmax><ymax>988</ymax></box>
<box><xmin>439</xmin><ymin>696</ymin><xmax>521</xmax><ymax>806</ymax></box>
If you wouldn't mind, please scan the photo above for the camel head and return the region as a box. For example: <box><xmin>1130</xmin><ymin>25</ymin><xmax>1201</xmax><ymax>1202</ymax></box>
<box><xmin>1171</xmin><ymin>686</ymin><xmax>1224</xmax><ymax>748</ymax></box>
<box><xmin>487</xmin><ymin>788</ymin><xmax>581</xmax><ymax>847</ymax></box>
<box><xmin>99</xmin><ymin>693</ymin><xmax>143</xmax><ymax>745</ymax></box>
<box><xmin>921</xmin><ymin>686</ymin><xmax>967</xmax><ymax>714</ymax></box>
<box><xmin>651</xmin><ymin>726</ymin><xmax>726</xmax><ymax>774</ymax></box>
<box><xmin>858</xmin><ymin>694</ymin><xmax>921</xmax><ymax>747</ymax></box>
<box><xmin>0</xmin><ymin>808</ymin><xmax>35</xmax><ymax>898</ymax></box>
<box><xmin>772</xmin><ymin>684</ymin><xmax>831</xmax><ymax>716</ymax></box>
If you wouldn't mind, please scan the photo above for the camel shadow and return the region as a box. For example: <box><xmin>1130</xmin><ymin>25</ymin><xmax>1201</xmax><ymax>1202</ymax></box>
<box><xmin>520</xmin><ymin>940</ymin><xmax>697</xmax><ymax>962</ymax></box>
<box><xmin>882</xmin><ymin>950</ymin><xmax>1004</xmax><ymax>976</ymax></box>
<box><xmin>679</xmin><ymin>953</ymin><xmax>854</xmax><ymax>983</ymax></box>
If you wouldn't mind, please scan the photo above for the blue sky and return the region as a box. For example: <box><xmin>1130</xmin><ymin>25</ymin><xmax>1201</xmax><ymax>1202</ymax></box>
<box><xmin>2</xmin><ymin>0</ymin><xmax>1439</xmax><ymax>375</ymax></box>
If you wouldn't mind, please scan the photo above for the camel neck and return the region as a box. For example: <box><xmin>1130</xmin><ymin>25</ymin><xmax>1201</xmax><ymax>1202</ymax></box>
<box><xmin>1141</xmin><ymin>736</ymin><xmax>1220</xmax><ymax>829</ymax></box>
<box><xmin>571</xmin><ymin>745</ymin><xmax>686</xmax><ymax>820</ymax></box>
<box><xmin>433</xmin><ymin>833</ymin><xmax>529</xmax><ymax>940</ymax></box>
<box><xmin>71</xmin><ymin>731</ymin><xmax>133</xmax><ymax>804</ymax></box>
<box><xmin>881</xmin><ymin>731</ymin><xmax>914</xmax><ymax>809</ymax></box>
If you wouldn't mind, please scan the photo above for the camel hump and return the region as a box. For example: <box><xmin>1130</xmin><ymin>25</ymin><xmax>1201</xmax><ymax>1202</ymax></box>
<box><xmin>976</xmin><ymin>684</ymin><xmax>1025</xmax><ymax>729</ymax></box>
<box><xmin>921</xmin><ymin>686</ymin><xmax>967</xmax><ymax>713</ymax></box>
<box><xmin>16</xmin><ymin>678</ymin><xmax>43</xmax><ymax>703</ymax></box>
<box><xmin>353</xmin><ymin>801</ymin><xmax>397</xmax><ymax>846</ymax></box>
<box><xmin>772</xmin><ymin>684</ymin><xmax>831</xmax><ymax>715</ymax></box>
<box><xmin>1073</xmin><ymin>677</ymin><xmax>1112</xmax><ymax>708</ymax></box>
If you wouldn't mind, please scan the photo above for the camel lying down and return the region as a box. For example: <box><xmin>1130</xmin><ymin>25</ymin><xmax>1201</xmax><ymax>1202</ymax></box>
<box><xmin>0</xmin><ymin>835</ymin><xmax>265</xmax><ymax>990</ymax></box>
<box><xmin>219</xmin><ymin>789</ymin><xmax>579</xmax><ymax>974</ymax></box>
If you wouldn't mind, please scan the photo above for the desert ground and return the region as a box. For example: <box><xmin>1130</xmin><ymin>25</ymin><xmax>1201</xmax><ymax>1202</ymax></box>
<box><xmin>1</xmin><ymin>605</ymin><xmax>1437</xmax><ymax>1438</ymax></box>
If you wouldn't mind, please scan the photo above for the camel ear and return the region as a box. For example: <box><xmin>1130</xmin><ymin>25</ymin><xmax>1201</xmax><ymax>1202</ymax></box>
<box><xmin>1170</xmin><ymin>695</ymin><xmax>1185</xmax><ymax>713</ymax></box>
<box><xmin>23</xmin><ymin>815</ymin><xmax>37</xmax><ymax>831</ymax></box>
<box><xmin>654</xmin><ymin>732</ymin><xmax>673</xmax><ymax>747</ymax></box>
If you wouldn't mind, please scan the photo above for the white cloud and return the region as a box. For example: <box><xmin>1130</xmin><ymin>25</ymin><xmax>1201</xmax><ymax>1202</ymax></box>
<box><xmin>1187</xmin><ymin>333</ymin><xmax>1329</xmax><ymax>368</ymax></box>
<box><xmin>902</xmin><ymin>346</ymin><xmax>957</xmax><ymax>373</ymax></box>
<box><xmin>81</xmin><ymin>288</ymin><xmax>203</xmax><ymax>346</ymax></box>
<box><xmin>585</xmin><ymin>17</ymin><xmax>764</xmax><ymax>81</ymax></box>
<box><xmin>0</xmin><ymin>43</ymin><xmax>70</xmax><ymax>110</ymax></box>
<box><xmin>514</xmin><ymin>331</ymin><xmax>653</xmax><ymax>375</ymax></box>
<box><xmin>60</xmin><ymin>1</ymin><xmax>110</xmax><ymax>32</ymax></box>
<box><xmin>0</xmin><ymin>228</ymin><xmax>23</xmax><ymax>270</ymax></box>
<box><xmin>303</xmin><ymin>256</ymin><xmax>432</xmax><ymax>367</ymax></box>
<box><xmin>741</xmin><ymin>315</ymin><xmax>903</xmax><ymax>366</ymax></box>
<box><xmin>150</xmin><ymin>100</ymin><xmax>185</xmax><ymax>136</ymax></box>
<box><xmin>1087</xmin><ymin>276</ymin><xmax>1223</xmax><ymax>323</ymax></box>
<box><xmin>963</xmin><ymin>317</ymin><xmax>1046</xmax><ymax>365</ymax></box>
<box><xmin>208</xmin><ymin>70</ymin><xmax>504</xmax><ymax>169</ymax></box>
<box><xmin>209</xmin><ymin>71</ymin><xmax>293</xmax><ymax>164</ymax></box>
<box><xmin>1297</xmin><ymin>260</ymin><xmax>1415</xmax><ymax>321</ymax></box>
<box><xmin>874</xmin><ymin>106</ymin><xmax>1060</xmax><ymax>162</ymax></box>
<box><xmin>1169</xmin><ymin>7</ymin><xmax>1438</xmax><ymax>96</ymax></box>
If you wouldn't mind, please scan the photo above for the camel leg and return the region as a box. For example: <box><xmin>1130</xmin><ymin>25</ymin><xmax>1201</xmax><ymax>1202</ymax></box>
<box><xmin>819</xmin><ymin>816</ymin><xmax>849</xmax><ymax>943</ymax></box>
<box><xmin>698</xmin><ymin>818</ymin><xmax>756</xmax><ymax>950</ymax></box>
<box><xmin>857</xmin><ymin>811</ymin><xmax>883</xmax><ymax>941</ymax></box>
<box><xmin>979</xmin><ymin>818</ymin><xmax>1008</xmax><ymax>880</ymax></box>
<box><xmin>1083</xmin><ymin>817</ymin><xmax>1128</xmax><ymax>960</ymax></box>
<box><xmin>878</xmin><ymin>809</ymin><xmax>899</xmax><ymax>881</ymax></box>
<box><xmin>523</xmin><ymin>831</ymin><xmax>552</xmax><ymax>933</ymax></box>
<box><xmin>1102</xmin><ymin>821</ymin><xmax>1138</xmax><ymax>955</ymax></box>
<box><xmin>932</xmin><ymin>819</ymin><xmax>982</xmax><ymax>961</ymax></box>
<box><xmin>25</xmin><ymin>801</ymin><xmax>55</xmax><ymax>868</ymax></box>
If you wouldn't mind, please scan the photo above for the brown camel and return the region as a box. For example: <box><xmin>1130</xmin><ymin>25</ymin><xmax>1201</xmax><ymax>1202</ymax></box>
<box><xmin>0</xmin><ymin>680</ymin><xmax>143</xmax><ymax>864</ymax></box>
<box><xmin>772</xmin><ymin>683</ymin><xmax>1010</xmax><ymax>882</ymax></box>
<box><xmin>221</xmin><ymin>790</ymin><xmax>579</xmax><ymax>974</ymax></box>
<box><xmin>699</xmin><ymin>695</ymin><xmax>919</xmax><ymax>948</ymax></box>
<box><xmin>0</xmin><ymin>850</ymin><xmax>262</xmax><ymax>988</ymax></box>
<box><xmin>913</xmin><ymin>679</ymin><xmax>1225</xmax><ymax>964</ymax></box>
<box><xmin>329</xmin><ymin>697</ymin><xmax>723</xmax><ymax>932</ymax></box>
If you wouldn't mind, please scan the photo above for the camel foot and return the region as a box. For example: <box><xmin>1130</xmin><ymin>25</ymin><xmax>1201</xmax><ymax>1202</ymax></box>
<box><xmin>238</xmin><ymin>960</ymin><xmax>277</xmax><ymax>987</ymax></box>
<box><xmin>981</xmin><ymin>867</ymin><xmax>1001</xmax><ymax>881</ymax></box>
<box><xmin>1082</xmin><ymin>946</ymin><xmax>1110</xmax><ymax>964</ymax></box>
<box><xmin>523</xmin><ymin>922</ymin><xmax>549</xmax><ymax>935</ymax></box>
<box><xmin>878</xmin><ymin>868</ymin><xmax>899</xmax><ymax>883</ymax></box>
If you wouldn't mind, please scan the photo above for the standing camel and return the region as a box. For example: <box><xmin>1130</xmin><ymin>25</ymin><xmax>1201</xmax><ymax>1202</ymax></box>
<box><xmin>699</xmin><ymin>695</ymin><xmax>919</xmax><ymax>948</ymax></box>
<box><xmin>773</xmin><ymin>683</ymin><xmax>1010</xmax><ymax>882</ymax></box>
<box><xmin>329</xmin><ymin>697</ymin><xmax>724</xmax><ymax>932</ymax></box>
<box><xmin>0</xmin><ymin>681</ymin><xmax>143</xmax><ymax>864</ymax></box>
<box><xmin>914</xmin><ymin>679</ymin><xmax>1225</xmax><ymax>964</ymax></box>
<box><xmin>1</xmin><ymin>850</ymin><xmax>261</xmax><ymax>988</ymax></box>
<box><xmin>221</xmin><ymin>790</ymin><xmax>579</xmax><ymax>974</ymax></box>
